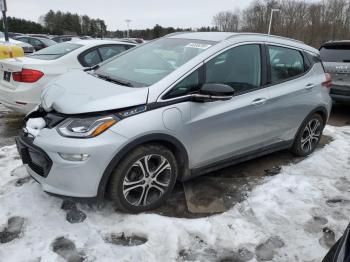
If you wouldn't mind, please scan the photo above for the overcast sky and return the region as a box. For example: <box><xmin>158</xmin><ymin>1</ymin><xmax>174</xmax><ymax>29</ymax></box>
<box><xmin>7</xmin><ymin>0</ymin><xmax>251</xmax><ymax>31</ymax></box>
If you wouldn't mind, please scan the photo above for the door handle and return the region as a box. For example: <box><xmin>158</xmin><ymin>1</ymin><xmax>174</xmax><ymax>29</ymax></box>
<box><xmin>251</xmin><ymin>98</ymin><xmax>267</xmax><ymax>106</ymax></box>
<box><xmin>305</xmin><ymin>83</ymin><xmax>316</xmax><ymax>90</ymax></box>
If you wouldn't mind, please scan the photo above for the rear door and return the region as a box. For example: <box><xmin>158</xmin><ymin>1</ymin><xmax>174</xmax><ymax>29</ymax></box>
<box><xmin>265</xmin><ymin>44</ymin><xmax>320</xmax><ymax>142</ymax></box>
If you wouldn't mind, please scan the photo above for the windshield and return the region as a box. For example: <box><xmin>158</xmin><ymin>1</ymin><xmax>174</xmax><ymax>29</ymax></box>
<box><xmin>320</xmin><ymin>45</ymin><xmax>350</xmax><ymax>62</ymax></box>
<box><xmin>95</xmin><ymin>38</ymin><xmax>216</xmax><ymax>87</ymax></box>
<box><xmin>29</xmin><ymin>42</ymin><xmax>82</xmax><ymax>60</ymax></box>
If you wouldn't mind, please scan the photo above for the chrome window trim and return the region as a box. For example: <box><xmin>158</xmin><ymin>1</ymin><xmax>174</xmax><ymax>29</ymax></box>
<box><xmin>265</xmin><ymin>43</ymin><xmax>315</xmax><ymax>86</ymax></box>
<box><xmin>158</xmin><ymin>41</ymin><xmax>313</xmax><ymax>103</ymax></box>
<box><xmin>158</xmin><ymin>41</ymin><xmax>264</xmax><ymax>102</ymax></box>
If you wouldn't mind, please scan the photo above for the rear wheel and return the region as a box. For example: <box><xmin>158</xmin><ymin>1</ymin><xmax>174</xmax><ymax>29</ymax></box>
<box><xmin>108</xmin><ymin>144</ymin><xmax>178</xmax><ymax>213</ymax></box>
<box><xmin>291</xmin><ymin>114</ymin><xmax>324</xmax><ymax>157</ymax></box>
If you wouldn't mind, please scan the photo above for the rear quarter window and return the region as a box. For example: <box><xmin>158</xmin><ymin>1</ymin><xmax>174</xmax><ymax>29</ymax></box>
<box><xmin>267</xmin><ymin>45</ymin><xmax>305</xmax><ymax>84</ymax></box>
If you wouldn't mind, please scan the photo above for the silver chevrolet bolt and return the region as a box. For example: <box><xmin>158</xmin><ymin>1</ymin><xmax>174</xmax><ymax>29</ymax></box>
<box><xmin>16</xmin><ymin>32</ymin><xmax>332</xmax><ymax>213</ymax></box>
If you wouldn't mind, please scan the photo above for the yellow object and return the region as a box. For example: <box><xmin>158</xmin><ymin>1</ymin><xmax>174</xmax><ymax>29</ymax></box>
<box><xmin>0</xmin><ymin>43</ymin><xmax>24</xmax><ymax>59</ymax></box>
<box><xmin>92</xmin><ymin>119</ymin><xmax>117</xmax><ymax>137</ymax></box>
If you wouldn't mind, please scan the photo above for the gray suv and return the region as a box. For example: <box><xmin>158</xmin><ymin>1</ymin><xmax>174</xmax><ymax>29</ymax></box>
<box><xmin>320</xmin><ymin>41</ymin><xmax>350</xmax><ymax>103</ymax></box>
<box><xmin>16</xmin><ymin>33</ymin><xmax>332</xmax><ymax>213</ymax></box>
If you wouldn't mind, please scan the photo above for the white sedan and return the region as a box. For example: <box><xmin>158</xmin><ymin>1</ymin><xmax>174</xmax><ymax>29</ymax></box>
<box><xmin>0</xmin><ymin>40</ymin><xmax>136</xmax><ymax>113</ymax></box>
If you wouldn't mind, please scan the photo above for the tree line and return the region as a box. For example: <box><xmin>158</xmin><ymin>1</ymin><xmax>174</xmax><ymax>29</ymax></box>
<box><xmin>2</xmin><ymin>0</ymin><xmax>350</xmax><ymax>47</ymax></box>
<box><xmin>43</xmin><ymin>10</ymin><xmax>107</xmax><ymax>37</ymax></box>
<box><xmin>0</xmin><ymin>17</ymin><xmax>49</xmax><ymax>34</ymax></box>
<box><xmin>214</xmin><ymin>0</ymin><xmax>350</xmax><ymax>47</ymax></box>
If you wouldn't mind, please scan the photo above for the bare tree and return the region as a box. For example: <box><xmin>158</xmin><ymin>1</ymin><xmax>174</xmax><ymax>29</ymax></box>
<box><xmin>229</xmin><ymin>0</ymin><xmax>350</xmax><ymax>47</ymax></box>
<box><xmin>213</xmin><ymin>10</ymin><xmax>240</xmax><ymax>32</ymax></box>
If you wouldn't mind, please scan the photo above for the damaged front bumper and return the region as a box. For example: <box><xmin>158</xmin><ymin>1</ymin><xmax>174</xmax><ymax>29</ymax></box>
<box><xmin>15</xmin><ymin>113</ymin><xmax>128</xmax><ymax>199</ymax></box>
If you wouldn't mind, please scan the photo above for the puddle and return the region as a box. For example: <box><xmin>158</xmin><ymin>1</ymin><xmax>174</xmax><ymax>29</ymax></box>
<box><xmin>304</xmin><ymin>216</ymin><xmax>328</xmax><ymax>234</ymax></box>
<box><xmin>255</xmin><ymin>236</ymin><xmax>285</xmax><ymax>261</ymax></box>
<box><xmin>153</xmin><ymin>135</ymin><xmax>332</xmax><ymax>218</ymax></box>
<box><xmin>104</xmin><ymin>233</ymin><xmax>147</xmax><ymax>246</ymax></box>
<box><xmin>51</xmin><ymin>237</ymin><xmax>85</xmax><ymax>262</ymax></box>
<box><xmin>0</xmin><ymin>105</ymin><xmax>23</xmax><ymax>147</ymax></box>
<box><xmin>60</xmin><ymin>200</ymin><xmax>87</xmax><ymax>224</ymax></box>
<box><xmin>326</xmin><ymin>198</ymin><xmax>350</xmax><ymax>207</ymax></box>
<box><xmin>0</xmin><ymin>216</ymin><xmax>25</xmax><ymax>244</ymax></box>
<box><xmin>183</xmin><ymin>176</ymin><xmax>259</xmax><ymax>214</ymax></box>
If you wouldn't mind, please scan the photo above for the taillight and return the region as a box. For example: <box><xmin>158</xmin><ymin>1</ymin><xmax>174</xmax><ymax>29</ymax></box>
<box><xmin>322</xmin><ymin>73</ymin><xmax>332</xmax><ymax>88</ymax></box>
<box><xmin>12</xmin><ymin>69</ymin><xmax>44</xmax><ymax>83</ymax></box>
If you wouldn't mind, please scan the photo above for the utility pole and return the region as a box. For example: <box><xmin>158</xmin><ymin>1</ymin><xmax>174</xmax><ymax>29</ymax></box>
<box><xmin>100</xmin><ymin>20</ymin><xmax>103</xmax><ymax>40</ymax></box>
<box><xmin>0</xmin><ymin>0</ymin><xmax>8</xmax><ymax>41</ymax></box>
<box><xmin>268</xmin><ymin>9</ymin><xmax>280</xmax><ymax>35</ymax></box>
<box><xmin>125</xmin><ymin>19</ymin><xmax>131</xmax><ymax>38</ymax></box>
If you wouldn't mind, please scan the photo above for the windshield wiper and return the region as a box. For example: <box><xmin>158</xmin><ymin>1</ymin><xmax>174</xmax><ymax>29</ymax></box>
<box><xmin>84</xmin><ymin>64</ymin><xmax>100</xmax><ymax>72</ymax></box>
<box><xmin>95</xmin><ymin>73</ymin><xmax>133</xmax><ymax>87</ymax></box>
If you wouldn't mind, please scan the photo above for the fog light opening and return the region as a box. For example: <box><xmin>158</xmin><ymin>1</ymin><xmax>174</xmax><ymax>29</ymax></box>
<box><xmin>59</xmin><ymin>153</ymin><xmax>90</xmax><ymax>161</ymax></box>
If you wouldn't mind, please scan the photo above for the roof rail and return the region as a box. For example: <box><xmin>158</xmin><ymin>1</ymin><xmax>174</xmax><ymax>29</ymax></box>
<box><xmin>226</xmin><ymin>32</ymin><xmax>305</xmax><ymax>44</ymax></box>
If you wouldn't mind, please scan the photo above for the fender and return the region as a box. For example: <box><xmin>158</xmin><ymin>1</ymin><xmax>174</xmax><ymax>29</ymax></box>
<box><xmin>97</xmin><ymin>133</ymin><xmax>190</xmax><ymax>198</ymax></box>
<box><xmin>292</xmin><ymin>105</ymin><xmax>329</xmax><ymax>142</ymax></box>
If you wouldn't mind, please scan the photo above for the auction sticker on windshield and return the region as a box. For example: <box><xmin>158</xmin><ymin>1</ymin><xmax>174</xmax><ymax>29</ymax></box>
<box><xmin>185</xmin><ymin>43</ymin><xmax>212</xmax><ymax>49</ymax></box>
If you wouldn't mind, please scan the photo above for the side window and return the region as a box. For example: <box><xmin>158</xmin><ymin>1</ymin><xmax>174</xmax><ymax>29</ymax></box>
<box><xmin>268</xmin><ymin>45</ymin><xmax>305</xmax><ymax>84</ymax></box>
<box><xmin>205</xmin><ymin>45</ymin><xmax>262</xmax><ymax>95</ymax></box>
<box><xmin>163</xmin><ymin>70</ymin><xmax>199</xmax><ymax>99</ymax></box>
<box><xmin>98</xmin><ymin>45</ymin><xmax>126</xmax><ymax>61</ymax></box>
<box><xmin>80</xmin><ymin>49</ymin><xmax>102</xmax><ymax>67</ymax></box>
<box><xmin>125</xmin><ymin>44</ymin><xmax>135</xmax><ymax>50</ymax></box>
<box><xmin>303</xmin><ymin>52</ymin><xmax>312</xmax><ymax>71</ymax></box>
<box><xmin>29</xmin><ymin>38</ymin><xmax>42</xmax><ymax>48</ymax></box>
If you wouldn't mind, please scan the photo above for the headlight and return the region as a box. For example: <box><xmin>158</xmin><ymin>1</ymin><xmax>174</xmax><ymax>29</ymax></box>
<box><xmin>57</xmin><ymin>115</ymin><xmax>118</xmax><ymax>138</ymax></box>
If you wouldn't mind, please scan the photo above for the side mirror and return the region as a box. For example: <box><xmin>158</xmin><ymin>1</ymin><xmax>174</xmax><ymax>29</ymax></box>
<box><xmin>193</xmin><ymin>83</ymin><xmax>235</xmax><ymax>102</ymax></box>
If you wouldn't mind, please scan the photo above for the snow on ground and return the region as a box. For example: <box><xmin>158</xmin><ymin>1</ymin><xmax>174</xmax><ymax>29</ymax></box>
<box><xmin>0</xmin><ymin>126</ymin><xmax>349</xmax><ymax>262</ymax></box>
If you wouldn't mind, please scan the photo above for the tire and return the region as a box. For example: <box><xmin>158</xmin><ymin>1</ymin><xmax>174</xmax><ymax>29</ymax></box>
<box><xmin>108</xmin><ymin>144</ymin><xmax>178</xmax><ymax>213</ymax></box>
<box><xmin>291</xmin><ymin>113</ymin><xmax>324</xmax><ymax>157</ymax></box>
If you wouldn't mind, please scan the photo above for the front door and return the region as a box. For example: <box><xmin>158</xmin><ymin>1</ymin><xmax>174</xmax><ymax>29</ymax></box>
<box><xmin>188</xmin><ymin>44</ymin><xmax>271</xmax><ymax>168</ymax></box>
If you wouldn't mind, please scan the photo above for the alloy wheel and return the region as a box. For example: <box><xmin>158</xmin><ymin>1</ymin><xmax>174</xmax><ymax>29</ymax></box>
<box><xmin>122</xmin><ymin>154</ymin><xmax>172</xmax><ymax>207</ymax></box>
<box><xmin>301</xmin><ymin>118</ymin><xmax>322</xmax><ymax>153</ymax></box>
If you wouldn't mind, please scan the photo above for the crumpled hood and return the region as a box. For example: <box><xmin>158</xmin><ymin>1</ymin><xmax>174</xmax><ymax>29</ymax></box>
<box><xmin>41</xmin><ymin>70</ymin><xmax>149</xmax><ymax>114</ymax></box>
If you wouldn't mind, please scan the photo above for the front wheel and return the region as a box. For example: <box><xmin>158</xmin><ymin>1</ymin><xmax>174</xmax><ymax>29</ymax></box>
<box><xmin>291</xmin><ymin>113</ymin><xmax>324</xmax><ymax>157</ymax></box>
<box><xmin>108</xmin><ymin>144</ymin><xmax>178</xmax><ymax>213</ymax></box>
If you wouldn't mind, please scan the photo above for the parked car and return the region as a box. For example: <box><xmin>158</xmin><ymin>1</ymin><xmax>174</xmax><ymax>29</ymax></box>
<box><xmin>0</xmin><ymin>40</ymin><xmax>136</xmax><ymax>113</ymax></box>
<box><xmin>320</xmin><ymin>41</ymin><xmax>350</xmax><ymax>104</ymax></box>
<box><xmin>0</xmin><ymin>32</ymin><xmax>34</xmax><ymax>54</ymax></box>
<box><xmin>80</xmin><ymin>36</ymin><xmax>93</xmax><ymax>40</ymax></box>
<box><xmin>13</xmin><ymin>36</ymin><xmax>56</xmax><ymax>51</ymax></box>
<box><xmin>16</xmin><ymin>32</ymin><xmax>332</xmax><ymax>213</ymax></box>
<box><xmin>8</xmin><ymin>32</ymin><xmax>25</xmax><ymax>38</ymax></box>
<box><xmin>51</xmin><ymin>35</ymin><xmax>84</xmax><ymax>43</ymax></box>
<box><xmin>323</xmin><ymin>223</ymin><xmax>350</xmax><ymax>262</ymax></box>
<box><xmin>28</xmin><ymin>34</ymin><xmax>52</xmax><ymax>39</ymax></box>
<box><xmin>119</xmin><ymin>38</ymin><xmax>145</xmax><ymax>44</ymax></box>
